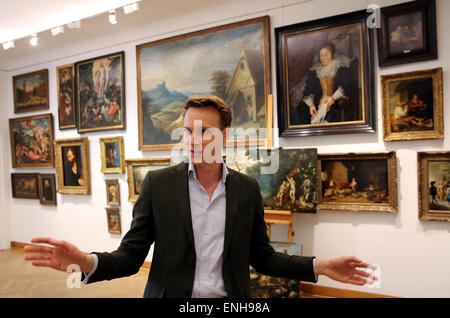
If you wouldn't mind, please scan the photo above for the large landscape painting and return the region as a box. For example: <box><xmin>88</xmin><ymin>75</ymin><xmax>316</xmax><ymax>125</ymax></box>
<box><xmin>137</xmin><ymin>16</ymin><xmax>270</xmax><ymax>150</ymax></box>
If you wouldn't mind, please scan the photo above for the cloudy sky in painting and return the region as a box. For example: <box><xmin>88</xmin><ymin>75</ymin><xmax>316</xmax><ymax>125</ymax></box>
<box><xmin>139</xmin><ymin>23</ymin><xmax>263</xmax><ymax>93</ymax></box>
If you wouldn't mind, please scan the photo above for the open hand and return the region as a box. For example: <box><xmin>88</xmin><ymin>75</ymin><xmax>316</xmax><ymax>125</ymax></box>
<box><xmin>315</xmin><ymin>256</ymin><xmax>377</xmax><ymax>286</ymax></box>
<box><xmin>24</xmin><ymin>237</ymin><xmax>94</xmax><ymax>273</ymax></box>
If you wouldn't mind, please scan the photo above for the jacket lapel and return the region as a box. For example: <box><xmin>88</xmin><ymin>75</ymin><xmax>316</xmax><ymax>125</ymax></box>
<box><xmin>172</xmin><ymin>162</ymin><xmax>196</xmax><ymax>252</ymax></box>
<box><xmin>223</xmin><ymin>168</ymin><xmax>239</xmax><ymax>259</ymax></box>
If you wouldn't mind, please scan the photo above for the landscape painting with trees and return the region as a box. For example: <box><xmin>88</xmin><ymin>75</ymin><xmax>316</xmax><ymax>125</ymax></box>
<box><xmin>137</xmin><ymin>16</ymin><xmax>271</xmax><ymax>150</ymax></box>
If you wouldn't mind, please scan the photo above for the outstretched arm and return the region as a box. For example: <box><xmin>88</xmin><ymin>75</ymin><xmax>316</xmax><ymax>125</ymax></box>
<box><xmin>314</xmin><ymin>256</ymin><xmax>377</xmax><ymax>286</ymax></box>
<box><xmin>24</xmin><ymin>237</ymin><xmax>94</xmax><ymax>273</ymax></box>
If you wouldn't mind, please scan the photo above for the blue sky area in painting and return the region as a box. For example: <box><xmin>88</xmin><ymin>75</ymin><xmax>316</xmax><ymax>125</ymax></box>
<box><xmin>140</xmin><ymin>23</ymin><xmax>263</xmax><ymax>94</ymax></box>
<box><xmin>15</xmin><ymin>74</ymin><xmax>45</xmax><ymax>92</ymax></box>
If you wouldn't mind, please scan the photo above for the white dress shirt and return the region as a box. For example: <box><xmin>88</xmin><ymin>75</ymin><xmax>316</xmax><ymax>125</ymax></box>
<box><xmin>188</xmin><ymin>162</ymin><xmax>228</xmax><ymax>298</ymax></box>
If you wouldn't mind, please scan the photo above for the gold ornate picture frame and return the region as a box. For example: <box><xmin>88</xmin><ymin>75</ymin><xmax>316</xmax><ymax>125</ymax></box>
<box><xmin>54</xmin><ymin>137</ymin><xmax>91</xmax><ymax>195</ymax></box>
<box><xmin>100</xmin><ymin>136</ymin><xmax>125</xmax><ymax>174</ymax></box>
<box><xmin>381</xmin><ymin>67</ymin><xmax>443</xmax><ymax>142</ymax></box>
<box><xmin>318</xmin><ymin>152</ymin><xmax>398</xmax><ymax>213</ymax></box>
<box><xmin>126</xmin><ymin>158</ymin><xmax>170</xmax><ymax>202</ymax></box>
<box><xmin>105</xmin><ymin>179</ymin><xmax>120</xmax><ymax>206</ymax></box>
<box><xmin>418</xmin><ymin>151</ymin><xmax>450</xmax><ymax>222</ymax></box>
<box><xmin>106</xmin><ymin>208</ymin><xmax>121</xmax><ymax>234</ymax></box>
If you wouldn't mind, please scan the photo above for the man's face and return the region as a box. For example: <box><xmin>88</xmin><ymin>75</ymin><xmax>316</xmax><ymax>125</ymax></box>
<box><xmin>183</xmin><ymin>106</ymin><xmax>227</xmax><ymax>164</ymax></box>
<box><xmin>66</xmin><ymin>150</ymin><xmax>74</xmax><ymax>163</ymax></box>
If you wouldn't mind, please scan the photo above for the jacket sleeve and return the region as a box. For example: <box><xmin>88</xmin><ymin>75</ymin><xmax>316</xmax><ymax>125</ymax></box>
<box><xmin>85</xmin><ymin>172</ymin><xmax>155</xmax><ymax>283</ymax></box>
<box><xmin>249</xmin><ymin>179</ymin><xmax>318</xmax><ymax>283</ymax></box>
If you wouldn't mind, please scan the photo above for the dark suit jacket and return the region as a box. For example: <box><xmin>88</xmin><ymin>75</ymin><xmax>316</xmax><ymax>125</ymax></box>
<box><xmin>86</xmin><ymin>162</ymin><xmax>317</xmax><ymax>297</ymax></box>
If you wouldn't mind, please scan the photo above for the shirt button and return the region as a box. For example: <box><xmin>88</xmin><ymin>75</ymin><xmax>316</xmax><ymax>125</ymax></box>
<box><xmin>201</xmin><ymin>276</ymin><xmax>205</xmax><ymax>280</ymax></box>
<box><xmin>202</xmin><ymin>253</ymin><xmax>206</xmax><ymax>257</ymax></box>
<box><xmin>204</xmin><ymin>230</ymin><xmax>209</xmax><ymax>235</ymax></box>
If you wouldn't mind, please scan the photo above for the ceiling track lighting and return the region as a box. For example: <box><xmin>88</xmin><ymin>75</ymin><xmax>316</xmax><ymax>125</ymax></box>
<box><xmin>123</xmin><ymin>2</ymin><xmax>139</xmax><ymax>14</ymax></box>
<box><xmin>29</xmin><ymin>34</ymin><xmax>38</xmax><ymax>46</ymax></box>
<box><xmin>50</xmin><ymin>25</ymin><xmax>64</xmax><ymax>36</ymax></box>
<box><xmin>67</xmin><ymin>20</ymin><xmax>81</xmax><ymax>29</ymax></box>
<box><xmin>108</xmin><ymin>9</ymin><xmax>117</xmax><ymax>24</ymax></box>
<box><xmin>2</xmin><ymin>40</ymin><xmax>14</xmax><ymax>50</ymax></box>
<box><xmin>3</xmin><ymin>1</ymin><xmax>141</xmax><ymax>50</ymax></box>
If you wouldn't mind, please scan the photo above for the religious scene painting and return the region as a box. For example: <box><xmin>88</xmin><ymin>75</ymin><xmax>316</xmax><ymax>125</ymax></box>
<box><xmin>9</xmin><ymin>114</ymin><xmax>54</xmax><ymax>168</ymax></box>
<box><xmin>137</xmin><ymin>16</ymin><xmax>270</xmax><ymax>150</ymax></box>
<box><xmin>76</xmin><ymin>51</ymin><xmax>125</xmax><ymax>133</ymax></box>
<box><xmin>276</xmin><ymin>10</ymin><xmax>375</xmax><ymax>137</ymax></box>
<box><xmin>227</xmin><ymin>148</ymin><xmax>318</xmax><ymax>213</ymax></box>
<box><xmin>381</xmin><ymin>68</ymin><xmax>443</xmax><ymax>141</ymax></box>
<box><xmin>318</xmin><ymin>152</ymin><xmax>398</xmax><ymax>213</ymax></box>
<box><xmin>57</xmin><ymin>64</ymin><xmax>76</xmax><ymax>129</ymax></box>
<box><xmin>100</xmin><ymin>136</ymin><xmax>125</xmax><ymax>174</ymax></box>
<box><xmin>105</xmin><ymin>179</ymin><xmax>120</xmax><ymax>206</ymax></box>
<box><xmin>418</xmin><ymin>152</ymin><xmax>450</xmax><ymax>222</ymax></box>
<box><xmin>11</xmin><ymin>173</ymin><xmax>39</xmax><ymax>199</ymax></box>
<box><xmin>13</xmin><ymin>69</ymin><xmax>49</xmax><ymax>114</ymax></box>
<box><xmin>106</xmin><ymin>208</ymin><xmax>121</xmax><ymax>234</ymax></box>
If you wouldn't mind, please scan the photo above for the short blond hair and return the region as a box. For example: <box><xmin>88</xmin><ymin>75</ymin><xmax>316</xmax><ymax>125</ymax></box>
<box><xmin>183</xmin><ymin>95</ymin><xmax>232</xmax><ymax>129</ymax></box>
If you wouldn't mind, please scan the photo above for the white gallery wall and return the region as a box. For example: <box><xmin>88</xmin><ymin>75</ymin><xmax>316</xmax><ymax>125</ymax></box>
<box><xmin>2</xmin><ymin>0</ymin><xmax>449</xmax><ymax>297</ymax></box>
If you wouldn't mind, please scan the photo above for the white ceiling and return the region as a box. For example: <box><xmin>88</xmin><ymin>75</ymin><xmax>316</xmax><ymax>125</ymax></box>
<box><xmin>0</xmin><ymin>0</ymin><xmax>141</xmax><ymax>44</ymax></box>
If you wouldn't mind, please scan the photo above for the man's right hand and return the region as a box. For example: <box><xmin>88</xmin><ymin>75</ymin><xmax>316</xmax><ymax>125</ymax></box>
<box><xmin>24</xmin><ymin>237</ymin><xmax>94</xmax><ymax>273</ymax></box>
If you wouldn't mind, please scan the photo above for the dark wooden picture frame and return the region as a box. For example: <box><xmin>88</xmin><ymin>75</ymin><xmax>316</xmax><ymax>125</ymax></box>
<box><xmin>377</xmin><ymin>0</ymin><xmax>437</xmax><ymax>67</ymax></box>
<box><xmin>418</xmin><ymin>151</ymin><xmax>450</xmax><ymax>222</ymax></box>
<box><xmin>57</xmin><ymin>64</ymin><xmax>77</xmax><ymax>130</ymax></box>
<box><xmin>13</xmin><ymin>69</ymin><xmax>49</xmax><ymax>114</ymax></box>
<box><xmin>318</xmin><ymin>152</ymin><xmax>398</xmax><ymax>213</ymax></box>
<box><xmin>11</xmin><ymin>173</ymin><xmax>39</xmax><ymax>199</ymax></box>
<box><xmin>38</xmin><ymin>173</ymin><xmax>57</xmax><ymax>206</ymax></box>
<box><xmin>9</xmin><ymin>113</ymin><xmax>55</xmax><ymax>169</ymax></box>
<box><xmin>76</xmin><ymin>51</ymin><xmax>126</xmax><ymax>133</ymax></box>
<box><xmin>275</xmin><ymin>10</ymin><xmax>375</xmax><ymax>137</ymax></box>
<box><xmin>136</xmin><ymin>16</ymin><xmax>271</xmax><ymax>150</ymax></box>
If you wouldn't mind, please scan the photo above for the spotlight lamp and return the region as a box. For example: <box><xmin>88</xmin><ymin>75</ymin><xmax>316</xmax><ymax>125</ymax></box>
<box><xmin>123</xmin><ymin>2</ymin><xmax>140</xmax><ymax>14</ymax></box>
<box><xmin>29</xmin><ymin>34</ymin><xmax>38</xmax><ymax>46</ymax></box>
<box><xmin>51</xmin><ymin>25</ymin><xmax>64</xmax><ymax>36</ymax></box>
<box><xmin>2</xmin><ymin>41</ymin><xmax>14</xmax><ymax>50</ymax></box>
<box><xmin>109</xmin><ymin>9</ymin><xmax>117</xmax><ymax>24</ymax></box>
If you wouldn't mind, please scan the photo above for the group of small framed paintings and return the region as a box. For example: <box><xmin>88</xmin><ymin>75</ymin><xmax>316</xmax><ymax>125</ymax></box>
<box><xmin>11</xmin><ymin>173</ymin><xmax>56</xmax><ymax>206</ymax></box>
<box><xmin>275</xmin><ymin>0</ymin><xmax>440</xmax><ymax>141</ymax></box>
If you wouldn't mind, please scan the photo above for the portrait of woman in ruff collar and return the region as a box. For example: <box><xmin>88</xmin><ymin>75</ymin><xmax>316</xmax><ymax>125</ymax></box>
<box><xmin>285</xmin><ymin>24</ymin><xmax>362</xmax><ymax>128</ymax></box>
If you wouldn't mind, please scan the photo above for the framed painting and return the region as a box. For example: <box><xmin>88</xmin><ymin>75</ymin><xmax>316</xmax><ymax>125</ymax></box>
<box><xmin>106</xmin><ymin>208</ymin><xmax>121</xmax><ymax>234</ymax></box>
<box><xmin>76</xmin><ymin>51</ymin><xmax>125</xmax><ymax>133</ymax></box>
<box><xmin>11</xmin><ymin>173</ymin><xmax>39</xmax><ymax>199</ymax></box>
<box><xmin>57</xmin><ymin>64</ymin><xmax>76</xmax><ymax>130</ymax></box>
<box><xmin>377</xmin><ymin>0</ymin><xmax>437</xmax><ymax>67</ymax></box>
<box><xmin>136</xmin><ymin>16</ymin><xmax>271</xmax><ymax>150</ymax></box>
<box><xmin>381</xmin><ymin>67</ymin><xmax>443</xmax><ymax>142</ymax></box>
<box><xmin>126</xmin><ymin>158</ymin><xmax>170</xmax><ymax>202</ymax></box>
<box><xmin>37</xmin><ymin>173</ymin><xmax>57</xmax><ymax>206</ymax></box>
<box><xmin>13</xmin><ymin>69</ymin><xmax>49</xmax><ymax>114</ymax></box>
<box><xmin>9</xmin><ymin>113</ymin><xmax>54</xmax><ymax>168</ymax></box>
<box><xmin>275</xmin><ymin>10</ymin><xmax>375</xmax><ymax>137</ymax></box>
<box><xmin>318</xmin><ymin>152</ymin><xmax>398</xmax><ymax>213</ymax></box>
<box><xmin>418</xmin><ymin>151</ymin><xmax>450</xmax><ymax>222</ymax></box>
<box><xmin>105</xmin><ymin>179</ymin><xmax>120</xmax><ymax>206</ymax></box>
<box><xmin>226</xmin><ymin>148</ymin><xmax>318</xmax><ymax>213</ymax></box>
<box><xmin>100</xmin><ymin>136</ymin><xmax>125</xmax><ymax>174</ymax></box>
<box><xmin>54</xmin><ymin>137</ymin><xmax>91</xmax><ymax>195</ymax></box>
